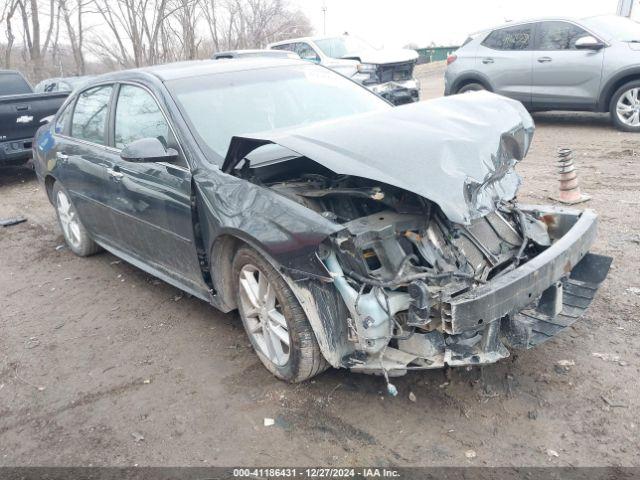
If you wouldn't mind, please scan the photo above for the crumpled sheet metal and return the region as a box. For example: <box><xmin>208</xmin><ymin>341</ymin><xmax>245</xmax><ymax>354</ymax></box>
<box><xmin>223</xmin><ymin>91</ymin><xmax>535</xmax><ymax>225</ymax></box>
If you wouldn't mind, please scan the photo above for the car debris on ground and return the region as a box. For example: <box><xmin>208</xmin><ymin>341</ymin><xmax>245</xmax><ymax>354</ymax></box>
<box><xmin>0</xmin><ymin>216</ymin><xmax>27</xmax><ymax>227</ymax></box>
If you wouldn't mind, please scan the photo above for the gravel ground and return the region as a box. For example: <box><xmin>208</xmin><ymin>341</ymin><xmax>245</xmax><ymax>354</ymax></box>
<box><xmin>1</xmin><ymin>62</ymin><xmax>639</xmax><ymax>467</ymax></box>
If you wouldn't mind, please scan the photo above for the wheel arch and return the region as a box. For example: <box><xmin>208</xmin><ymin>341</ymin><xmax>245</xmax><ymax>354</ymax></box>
<box><xmin>598</xmin><ymin>68</ymin><xmax>640</xmax><ymax>112</ymax></box>
<box><xmin>452</xmin><ymin>72</ymin><xmax>494</xmax><ymax>94</ymax></box>
<box><xmin>208</xmin><ymin>230</ymin><xmax>351</xmax><ymax>368</ymax></box>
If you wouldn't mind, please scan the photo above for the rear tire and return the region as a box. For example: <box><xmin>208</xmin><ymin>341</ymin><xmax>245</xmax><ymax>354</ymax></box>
<box><xmin>52</xmin><ymin>183</ymin><xmax>101</xmax><ymax>257</ymax></box>
<box><xmin>610</xmin><ymin>81</ymin><xmax>640</xmax><ymax>132</ymax></box>
<box><xmin>232</xmin><ymin>246</ymin><xmax>328</xmax><ymax>383</ymax></box>
<box><xmin>457</xmin><ymin>82</ymin><xmax>486</xmax><ymax>94</ymax></box>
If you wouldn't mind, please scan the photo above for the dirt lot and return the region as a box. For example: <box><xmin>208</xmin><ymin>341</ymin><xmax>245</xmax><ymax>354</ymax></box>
<box><xmin>1</xmin><ymin>63</ymin><xmax>639</xmax><ymax>467</ymax></box>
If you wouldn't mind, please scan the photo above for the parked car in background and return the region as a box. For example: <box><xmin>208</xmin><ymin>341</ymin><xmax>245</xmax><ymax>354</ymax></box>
<box><xmin>268</xmin><ymin>35</ymin><xmax>420</xmax><ymax>105</ymax></box>
<box><xmin>213</xmin><ymin>49</ymin><xmax>299</xmax><ymax>60</ymax></box>
<box><xmin>0</xmin><ymin>70</ymin><xmax>68</xmax><ymax>167</ymax></box>
<box><xmin>33</xmin><ymin>58</ymin><xmax>610</xmax><ymax>383</ymax></box>
<box><xmin>445</xmin><ymin>15</ymin><xmax>640</xmax><ymax>132</ymax></box>
<box><xmin>34</xmin><ymin>75</ymin><xmax>95</xmax><ymax>93</ymax></box>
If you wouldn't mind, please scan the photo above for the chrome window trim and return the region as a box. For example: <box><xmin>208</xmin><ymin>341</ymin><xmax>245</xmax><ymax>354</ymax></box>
<box><xmin>57</xmin><ymin>79</ymin><xmax>191</xmax><ymax>174</ymax></box>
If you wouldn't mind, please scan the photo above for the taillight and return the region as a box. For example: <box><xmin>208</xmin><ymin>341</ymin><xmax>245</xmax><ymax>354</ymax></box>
<box><xmin>446</xmin><ymin>54</ymin><xmax>457</xmax><ymax>65</ymax></box>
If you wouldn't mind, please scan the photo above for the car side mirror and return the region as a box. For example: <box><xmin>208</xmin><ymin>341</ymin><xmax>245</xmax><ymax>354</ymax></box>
<box><xmin>120</xmin><ymin>137</ymin><xmax>179</xmax><ymax>163</ymax></box>
<box><xmin>575</xmin><ymin>35</ymin><xmax>604</xmax><ymax>50</ymax></box>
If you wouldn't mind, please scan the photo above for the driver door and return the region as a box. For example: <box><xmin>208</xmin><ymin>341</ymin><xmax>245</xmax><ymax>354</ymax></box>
<box><xmin>103</xmin><ymin>83</ymin><xmax>208</xmax><ymax>294</ymax></box>
<box><xmin>531</xmin><ymin>21</ymin><xmax>605</xmax><ymax>109</ymax></box>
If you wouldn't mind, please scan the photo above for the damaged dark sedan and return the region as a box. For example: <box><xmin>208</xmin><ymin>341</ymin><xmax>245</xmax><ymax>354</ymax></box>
<box><xmin>33</xmin><ymin>58</ymin><xmax>611</xmax><ymax>383</ymax></box>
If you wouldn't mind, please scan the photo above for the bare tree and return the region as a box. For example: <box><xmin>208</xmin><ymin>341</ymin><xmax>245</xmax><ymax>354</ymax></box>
<box><xmin>58</xmin><ymin>0</ymin><xmax>88</xmax><ymax>74</ymax></box>
<box><xmin>200</xmin><ymin>0</ymin><xmax>312</xmax><ymax>53</ymax></box>
<box><xmin>171</xmin><ymin>0</ymin><xmax>200</xmax><ymax>60</ymax></box>
<box><xmin>1</xmin><ymin>0</ymin><xmax>19</xmax><ymax>68</ymax></box>
<box><xmin>1</xmin><ymin>0</ymin><xmax>313</xmax><ymax>81</ymax></box>
<box><xmin>15</xmin><ymin>0</ymin><xmax>59</xmax><ymax>79</ymax></box>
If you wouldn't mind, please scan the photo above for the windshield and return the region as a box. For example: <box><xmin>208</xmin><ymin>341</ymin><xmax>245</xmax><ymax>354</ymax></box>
<box><xmin>314</xmin><ymin>36</ymin><xmax>376</xmax><ymax>58</ymax></box>
<box><xmin>582</xmin><ymin>15</ymin><xmax>640</xmax><ymax>42</ymax></box>
<box><xmin>167</xmin><ymin>64</ymin><xmax>390</xmax><ymax>162</ymax></box>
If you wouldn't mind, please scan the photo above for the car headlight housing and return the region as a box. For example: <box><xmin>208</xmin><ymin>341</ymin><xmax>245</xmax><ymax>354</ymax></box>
<box><xmin>357</xmin><ymin>63</ymin><xmax>377</xmax><ymax>74</ymax></box>
<box><xmin>356</xmin><ymin>63</ymin><xmax>378</xmax><ymax>85</ymax></box>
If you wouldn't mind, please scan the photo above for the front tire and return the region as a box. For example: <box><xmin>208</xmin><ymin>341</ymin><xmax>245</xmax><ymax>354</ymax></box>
<box><xmin>232</xmin><ymin>246</ymin><xmax>328</xmax><ymax>382</ymax></box>
<box><xmin>611</xmin><ymin>81</ymin><xmax>640</xmax><ymax>132</ymax></box>
<box><xmin>457</xmin><ymin>82</ymin><xmax>486</xmax><ymax>94</ymax></box>
<box><xmin>53</xmin><ymin>183</ymin><xmax>101</xmax><ymax>257</ymax></box>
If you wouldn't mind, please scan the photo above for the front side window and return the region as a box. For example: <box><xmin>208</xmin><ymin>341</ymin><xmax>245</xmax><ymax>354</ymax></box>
<box><xmin>535</xmin><ymin>21</ymin><xmax>589</xmax><ymax>50</ymax></box>
<box><xmin>114</xmin><ymin>85</ymin><xmax>169</xmax><ymax>150</ymax></box>
<box><xmin>71</xmin><ymin>85</ymin><xmax>113</xmax><ymax>145</ymax></box>
<box><xmin>482</xmin><ymin>25</ymin><xmax>532</xmax><ymax>50</ymax></box>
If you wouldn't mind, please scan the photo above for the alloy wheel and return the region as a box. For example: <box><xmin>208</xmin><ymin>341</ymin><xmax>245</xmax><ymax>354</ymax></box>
<box><xmin>616</xmin><ymin>87</ymin><xmax>640</xmax><ymax>127</ymax></box>
<box><xmin>56</xmin><ymin>190</ymin><xmax>82</xmax><ymax>249</ymax></box>
<box><xmin>238</xmin><ymin>263</ymin><xmax>291</xmax><ymax>366</ymax></box>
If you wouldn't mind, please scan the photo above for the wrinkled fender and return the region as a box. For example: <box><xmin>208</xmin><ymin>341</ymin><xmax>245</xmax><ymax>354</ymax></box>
<box><xmin>192</xmin><ymin>168</ymin><xmax>350</xmax><ymax>366</ymax></box>
<box><xmin>194</xmin><ymin>168</ymin><xmax>341</xmax><ymax>278</ymax></box>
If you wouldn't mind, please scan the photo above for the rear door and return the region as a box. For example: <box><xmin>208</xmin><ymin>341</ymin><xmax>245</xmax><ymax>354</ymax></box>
<box><xmin>103</xmin><ymin>83</ymin><xmax>206</xmax><ymax>293</ymax></box>
<box><xmin>55</xmin><ymin>84</ymin><xmax>122</xmax><ymax>242</ymax></box>
<box><xmin>475</xmin><ymin>23</ymin><xmax>534</xmax><ymax>105</ymax></box>
<box><xmin>530</xmin><ymin>21</ymin><xmax>605</xmax><ymax>109</ymax></box>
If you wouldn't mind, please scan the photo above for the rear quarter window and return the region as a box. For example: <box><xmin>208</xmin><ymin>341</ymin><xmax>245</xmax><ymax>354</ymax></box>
<box><xmin>482</xmin><ymin>24</ymin><xmax>532</xmax><ymax>50</ymax></box>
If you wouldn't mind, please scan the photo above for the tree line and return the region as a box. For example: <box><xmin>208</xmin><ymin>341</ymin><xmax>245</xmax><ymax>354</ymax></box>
<box><xmin>0</xmin><ymin>0</ymin><xmax>312</xmax><ymax>82</ymax></box>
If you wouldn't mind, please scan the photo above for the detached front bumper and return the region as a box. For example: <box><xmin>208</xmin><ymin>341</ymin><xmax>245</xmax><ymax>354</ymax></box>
<box><xmin>441</xmin><ymin>205</ymin><xmax>611</xmax><ymax>366</ymax></box>
<box><xmin>353</xmin><ymin>206</ymin><xmax>611</xmax><ymax>374</ymax></box>
<box><xmin>367</xmin><ymin>79</ymin><xmax>420</xmax><ymax>105</ymax></box>
<box><xmin>445</xmin><ymin>206</ymin><xmax>608</xmax><ymax>334</ymax></box>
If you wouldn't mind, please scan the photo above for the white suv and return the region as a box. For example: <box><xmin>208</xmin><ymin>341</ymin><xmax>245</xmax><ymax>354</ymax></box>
<box><xmin>268</xmin><ymin>35</ymin><xmax>420</xmax><ymax>105</ymax></box>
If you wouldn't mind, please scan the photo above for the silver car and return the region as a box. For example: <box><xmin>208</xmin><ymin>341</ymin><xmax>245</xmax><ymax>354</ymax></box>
<box><xmin>445</xmin><ymin>15</ymin><xmax>640</xmax><ymax>132</ymax></box>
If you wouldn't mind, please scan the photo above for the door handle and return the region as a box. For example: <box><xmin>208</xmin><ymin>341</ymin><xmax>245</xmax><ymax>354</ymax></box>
<box><xmin>107</xmin><ymin>167</ymin><xmax>124</xmax><ymax>180</ymax></box>
<box><xmin>56</xmin><ymin>152</ymin><xmax>69</xmax><ymax>163</ymax></box>
<box><xmin>537</xmin><ymin>56</ymin><xmax>552</xmax><ymax>63</ymax></box>
<box><xmin>482</xmin><ymin>57</ymin><xmax>494</xmax><ymax>64</ymax></box>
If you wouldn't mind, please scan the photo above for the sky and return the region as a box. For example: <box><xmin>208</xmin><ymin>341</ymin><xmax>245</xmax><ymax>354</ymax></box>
<box><xmin>292</xmin><ymin>0</ymin><xmax>635</xmax><ymax>48</ymax></box>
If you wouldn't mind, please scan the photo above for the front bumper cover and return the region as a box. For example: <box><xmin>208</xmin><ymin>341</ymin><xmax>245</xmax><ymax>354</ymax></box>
<box><xmin>352</xmin><ymin>205</ymin><xmax>611</xmax><ymax>374</ymax></box>
<box><xmin>444</xmin><ymin>206</ymin><xmax>607</xmax><ymax>334</ymax></box>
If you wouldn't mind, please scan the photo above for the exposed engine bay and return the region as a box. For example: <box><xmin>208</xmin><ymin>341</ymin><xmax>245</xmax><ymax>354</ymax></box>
<box><xmin>231</xmin><ymin>154</ymin><xmax>602</xmax><ymax>375</ymax></box>
<box><xmin>221</xmin><ymin>93</ymin><xmax>611</xmax><ymax>376</ymax></box>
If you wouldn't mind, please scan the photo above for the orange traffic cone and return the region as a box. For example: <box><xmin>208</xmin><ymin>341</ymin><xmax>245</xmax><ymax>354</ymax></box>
<box><xmin>552</xmin><ymin>148</ymin><xmax>590</xmax><ymax>205</ymax></box>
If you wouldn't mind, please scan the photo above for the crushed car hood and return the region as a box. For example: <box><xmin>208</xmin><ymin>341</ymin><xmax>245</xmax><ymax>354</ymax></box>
<box><xmin>223</xmin><ymin>91</ymin><xmax>535</xmax><ymax>225</ymax></box>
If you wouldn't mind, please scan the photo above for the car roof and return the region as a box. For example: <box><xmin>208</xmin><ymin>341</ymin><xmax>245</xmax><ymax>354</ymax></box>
<box><xmin>469</xmin><ymin>16</ymin><xmax>590</xmax><ymax>36</ymax></box>
<box><xmin>269</xmin><ymin>35</ymin><xmax>350</xmax><ymax>46</ymax></box>
<box><xmin>214</xmin><ymin>49</ymin><xmax>289</xmax><ymax>56</ymax></box>
<box><xmin>90</xmin><ymin>58</ymin><xmax>309</xmax><ymax>84</ymax></box>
